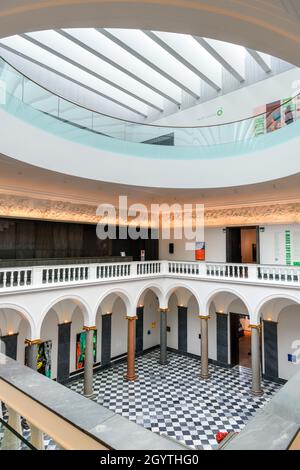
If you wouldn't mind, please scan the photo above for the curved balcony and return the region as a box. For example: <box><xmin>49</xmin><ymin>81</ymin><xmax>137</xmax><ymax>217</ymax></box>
<box><xmin>1</xmin><ymin>56</ymin><xmax>300</xmax><ymax>188</ymax></box>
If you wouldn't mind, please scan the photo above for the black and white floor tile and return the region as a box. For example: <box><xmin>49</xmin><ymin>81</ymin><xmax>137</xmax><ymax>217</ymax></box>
<box><xmin>69</xmin><ymin>349</ymin><xmax>281</xmax><ymax>450</ymax></box>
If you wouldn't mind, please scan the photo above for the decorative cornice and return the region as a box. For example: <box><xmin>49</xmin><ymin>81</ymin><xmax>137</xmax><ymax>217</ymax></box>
<box><xmin>0</xmin><ymin>193</ymin><xmax>299</xmax><ymax>226</ymax></box>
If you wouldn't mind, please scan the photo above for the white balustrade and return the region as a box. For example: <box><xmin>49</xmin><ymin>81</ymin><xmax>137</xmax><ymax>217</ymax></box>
<box><xmin>0</xmin><ymin>261</ymin><xmax>299</xmax><ymax>293</ymax></box>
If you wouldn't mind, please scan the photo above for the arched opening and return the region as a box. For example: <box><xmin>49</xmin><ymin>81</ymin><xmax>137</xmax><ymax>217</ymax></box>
<box><xmin>166</xmin><ymin>286</ymin><xmax>201</xmax><ymax>358</ymax></box>
<box><xmin>0</xmin><ymin>306</ymin><xmax>32</xmax><ymax>365</ymax></box>
<box><xmin>259</xmin><ymin>297</ymin><xmax>300</xmax><ymax>381</ymax></box>
<box><xmin>207</xmin><ymin>291</ymin><xmax>251</xmax><ymax>369</ymax></box>
<box><xmin>95</xmin><ymin>291</ymin><xmax>131</xmax><ymax>368</ymax></box>
<box><xmin>39</xmin><ymin>298</ymin><xmax>89</xmax><ymax>381</ymax></box>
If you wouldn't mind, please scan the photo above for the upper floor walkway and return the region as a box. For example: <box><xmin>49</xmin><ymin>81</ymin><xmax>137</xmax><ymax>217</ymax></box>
<box><xmin>1</xmin><ymin>259</ymin><xmax>300</xmax><ymax>338</ymax></box>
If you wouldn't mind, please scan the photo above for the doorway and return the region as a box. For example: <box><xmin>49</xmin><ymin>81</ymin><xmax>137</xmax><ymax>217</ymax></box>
<box><xmin>230</xmin><ymin>313</ymin><xmax>252</xmax><ymax>368</ymax></box>
<box><xmin>226</xmin><ymin>226</ymin><xmax>260</xmax><ymax>264</ymax></box>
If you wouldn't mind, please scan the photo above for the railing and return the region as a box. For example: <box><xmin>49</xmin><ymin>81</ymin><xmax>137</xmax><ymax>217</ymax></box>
<box><xmin>0</xmin><ymin>260</ymin><xmax>300</xmax><ymax>293</ymax></box>
<box><xmin>0</xmin><ymin>417</ymin><xmax>35</xmax><ymax>450</ymax></box>
<box><xmin>0</xmin><ymin>56</ymin><xmax>299</xmax><ymax>154</ymax></box>
<box><xmin>0</xmin><ymin>354</ymin><xmax>186</xmax><ymax>450</ymax></box>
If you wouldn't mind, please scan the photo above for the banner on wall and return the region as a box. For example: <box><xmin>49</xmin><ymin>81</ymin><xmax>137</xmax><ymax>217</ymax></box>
<box><xmin>195</xmin><ymin>242</ymin><xmax>205</xmax><ymax>261</ymax></box>
<box><xmin>76</xmin><ymin>330</ymin><xmax>97</xmax><ymax>369</ymax></box>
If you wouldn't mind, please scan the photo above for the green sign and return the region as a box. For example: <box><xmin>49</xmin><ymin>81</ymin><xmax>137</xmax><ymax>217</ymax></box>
<box><xmin>285</xmin><ymin>230</ymin><xmax>291</xmax><ymax>265</ymax></box>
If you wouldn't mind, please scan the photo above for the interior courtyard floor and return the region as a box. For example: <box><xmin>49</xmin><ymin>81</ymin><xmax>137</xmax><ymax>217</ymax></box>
<box><xmin>0</xmin><ymin>349</ymin><xmax>282</xmax><ymax>450</ymax></box>
<box><xmin>68</xmin><ymin>349</ymin><xmax>281</xmax><ymax>450</ymax></box>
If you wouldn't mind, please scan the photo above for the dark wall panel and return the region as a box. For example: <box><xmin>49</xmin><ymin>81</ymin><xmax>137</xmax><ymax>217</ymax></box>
<box><xmin>0</xmin><ymin>218</ymin><xmax>159</xmax><ymax>261</ymax></box>
<box><xmin>264</xmin><ymin>320</ymin><xmax>279</xmax><ymax>380</ymax></box>
<box><xmin>57</xmin><ymin>322</ymin><xmax>71</xmax><ymax>383</ymax></box>
<box><xmin>217</xmin><ymin>313</ymin><xmax>228</xmax><ymax>365</ymax></box>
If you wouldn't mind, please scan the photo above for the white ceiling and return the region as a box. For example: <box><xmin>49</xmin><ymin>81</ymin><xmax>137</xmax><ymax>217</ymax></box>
<box><xmin>0</xmin><ymin>28</ymin><xmax>284</xmax><ymax>122</ymax></box>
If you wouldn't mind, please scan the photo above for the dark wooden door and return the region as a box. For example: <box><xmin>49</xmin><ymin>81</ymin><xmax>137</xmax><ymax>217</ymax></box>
<box><xmin>230</xmin><ymin>313</ymin><xmax>240</xmax><ymax>366</ymax></box>
<box><xmin>226</xmin><ymin>228</ymin><xmax>242</xmax><ymax>263</ymax></box>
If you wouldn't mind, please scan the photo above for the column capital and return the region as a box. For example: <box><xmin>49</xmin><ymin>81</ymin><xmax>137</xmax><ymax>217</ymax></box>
<box><xmin>199</xmin><ymin>315</ymin><xmax>211</xmax><ymax>320</ymax></box>
<box><xmin>125</xmin><ymin>316</ymin><xmax>138</xmax><ymax>321</ymax></box>
<box><xmin>249</xmin><ymin>324</ymin><xmax>262</xmax><ymax>330</ymax></box>
<box><xmin>83</xmin><ymin>325</ymin><xmax>97</xmax><ymax>331</ymax></box>
<box><xmin>25</xmin><ymin>338</ymin><xmax>42</xmax><ymax>346</ymax></box>
<box><xmin>159</xmin><ymin>308</ymin><xmax>169</xmax><ymax>313</ymax></box>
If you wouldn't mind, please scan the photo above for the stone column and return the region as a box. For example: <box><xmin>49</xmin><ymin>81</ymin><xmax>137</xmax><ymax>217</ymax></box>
<box><xmin>1</xmin><ymin>407</ymin><xmax>22</xmax><ymax>450</ymax></box>
<box><xmin>200</xmin><ymin>315</ymin><xmax>210</xmax><ymax>379</ymax></box>
<box><xmin>83</xmin><ymin>326</ymin><xmax>96</xmax><ymax>398</ymax></box>
<box><xmin>250</xmin><ymin>324</ymin><xmax>264</xmax><ymax>396</ymax></box>
<box><xmin>25</xmin><ymin>339</ymin><xmax>42</xmax><ymax>370</ymax></box>
<box><xmin>159</xmin><ymin>308</ymin><xmax>168</xmax><ymax>365</ymax></box>
<box><xmin>125</xmin><ymin>316</ymin><xmax>137</xmax><ymax>381</ymax></box>
<box><xmin>29</xmin><ymin>423</ymin><xmax>45</xmax><ymax>450</ymax></box>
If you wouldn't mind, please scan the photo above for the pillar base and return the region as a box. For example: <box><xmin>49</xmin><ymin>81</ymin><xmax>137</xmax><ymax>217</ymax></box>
<box><xmin>124</xmin><ymin>373</ymin><xmax>138</xmax><ymax>382</ymax></box>
<box><xmin>159</xmin><ymin>359</ymin><xmax>169</xmax><ymax>366</ymax></box>
<box><xmin>84</xmin><ymin>393</ymin><xmax>95</xmax><ymax>399</ymax></box>
<box><xmin>200</xmin><ymin>373</ymin><xmax>210</xmax><ymax>380</ymax></box>
<box><xmin>251</xmin><ymin>389</ymin><xmax>264</xmax><ymax>397</ymax></box>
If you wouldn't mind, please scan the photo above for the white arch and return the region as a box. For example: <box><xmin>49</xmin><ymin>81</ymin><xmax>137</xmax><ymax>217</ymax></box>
<box><xmin>205</xmin><ymin>287</ymin><xmax>251</xmax><ymax>317</ymax></box>
<box><xmin>38</xmin><ymin>294</ymin><xmax>91</xmax><ymax>334</ymax></box>
<box><xmin>0</xmin><ymin>302</ymin><xmax>35</xmax><ymax>338</ymax></box>
<box><xmin>93</xmin><ymin>287</ymin><xmax>133</xmax><ymax>322</ymax></box>
<box><xmin>165</xmin><ymin>283</ymin><xmax>203</xmax><ymax>313</ymax></box>
<box><xmin>133</xmin><ymin>282</ymin><xmax>165</xmax><ymax>309</ymax></box>
<box><xmin>255</xmin><ymin>293</ymin><xmax>300</xmax><ymax>324</ymax></box>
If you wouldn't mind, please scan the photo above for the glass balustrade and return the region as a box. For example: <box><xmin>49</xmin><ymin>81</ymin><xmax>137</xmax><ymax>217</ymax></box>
<box><xmin>0</xmin><ymin>56</ymin><xmax>299</xmax><ymax>158</ymax></box>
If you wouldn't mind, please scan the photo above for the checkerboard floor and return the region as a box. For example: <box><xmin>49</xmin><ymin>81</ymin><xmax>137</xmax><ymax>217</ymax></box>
<box><xmin>69</xmin><ymin>349</ymin><xmax>281</xmax><ymax>450</ymax></box>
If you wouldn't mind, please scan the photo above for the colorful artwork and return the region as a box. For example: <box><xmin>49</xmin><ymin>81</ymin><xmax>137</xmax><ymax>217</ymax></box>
<box><xmin>76</xmin><ymin>330</ymin><xmax>97</xmax><ymax>369</ymax></box>
<box><xmin>37</xmin><ymin>340</ymin><xmax>52</xmax><ymax>378</ymax></box>
<box><xmin>253</xmin><ymin>97</ymin><xmax>298</xmax><ymax>137</ymax></box>
<box><xmin>195</xmin><ymin>242</ymin><xmax>205</xmax><ymax>261</ymax></box>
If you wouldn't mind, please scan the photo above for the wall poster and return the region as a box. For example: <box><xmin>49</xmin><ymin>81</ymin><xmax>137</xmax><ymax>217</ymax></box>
<box><xmin>37</xmin><ymin>340</ymin><xmax>52</xmax><ymax>378</ymax></box>
<box><xmin>25</xmin><ymin>340</ymin><xmax>52</xmax><ymax>378</ymax></box>
<box><xmin>76</xmin><ymin>330</ymin><xmax>97</xmax><ymax>369</ymax></box>
<box><xmin>195</xmin><ymin>242</ymin><xmax>205</xmax><ymax>261</ymax></box>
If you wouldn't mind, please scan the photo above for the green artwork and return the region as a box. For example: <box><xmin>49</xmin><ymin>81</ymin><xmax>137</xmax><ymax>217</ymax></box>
<box><xmin>285</xmin><ymin>230</ymin><xmax>291</xmax><ymax>265</ymax></box>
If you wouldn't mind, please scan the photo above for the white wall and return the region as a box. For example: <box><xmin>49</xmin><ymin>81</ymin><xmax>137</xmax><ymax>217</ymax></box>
<box><xmin>40</xmin><ymin>310</ymin><xmax>59</xmax><ymax>380</ymax></box>
<box><xmin>143</xmin><ymin>291</ymin><xmax>160</xmax><ymax>350</ymax></box>
<box><xmin>17</xmin><ymin>318</ymin><xmax>30</xmax><ymax>366</ymax></box>
<box><xmin>159</xmin><ymin>228</ymin><xmax>226</xmax><ymax>262</ymax></box>
<box><xmin>278</xmin><ymin>305</ymin><xmax>300</xmax><ymax>380</ymax></box>
<box><xmin>160</xmin><ymin>224</ymin><xmax>300</xmax><ymax>266</ymax></box>
<box><xmin>187</xmin><ymin>296</ymin><xmax>200</xmax><ymax>356</ymax></box>
<box><xmin>260</xmin><ymin>224</ymin><xmax>300</xmax><ymax>265</ymax></box>
<box><xmin>111</xmin><ymin>298</ymin><xmax>127</xmax><ymax>358</ymax></box>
